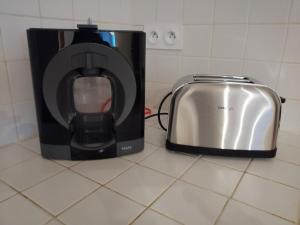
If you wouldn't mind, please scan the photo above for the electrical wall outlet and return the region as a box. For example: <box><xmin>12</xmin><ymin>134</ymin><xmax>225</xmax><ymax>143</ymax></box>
<box><xmin>144</xmin><ymin>24</ymin><xmax>183</xmax><ymax>50</ymax></box>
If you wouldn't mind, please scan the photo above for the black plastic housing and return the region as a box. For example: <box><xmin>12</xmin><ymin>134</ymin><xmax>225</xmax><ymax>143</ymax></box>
<box><xmin>27</xmin><ymin>27</ymin><xmax>145</xmax><ymax>160</ymax></box>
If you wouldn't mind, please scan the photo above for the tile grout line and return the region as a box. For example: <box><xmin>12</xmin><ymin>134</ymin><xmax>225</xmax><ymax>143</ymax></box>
<box><xmin>128</xmin><ymin>155</ymin><xmax>203</xmax><ymax>225</ymax></box>
<box><xmin>0</xmin><ymin>167</ymin><xmax>66</xmax><ymax>198</ymax></box>
<box><xmin>47</xmin><ymin>163</ymin><xmax>148</xmax><ymax>219</ymax></box>
<box><xmin>69</xmin><ymin>159</ymin><xmax>136</xmax><ymax>187</ymax></box>
<box><xmin>214</xmin><ymin>157</ymin><xmax>300</xmax><ymax>225</ymax></box>
<box><xmin>274</xmin><ymin>0</ymin><xmax>294</xmax><ymax>92</ymax></box>
<box><xmin>1</xmin><ymin>145</ymin><xmax>299</xmax><ymax>224</ymax></box>
<box><xmin>4</xmin><ymin>139</ymin><xmax>300</xmax><ymax>221</ymax></box>
<box><xmin>245</xmin><ymin>171</ymin><xmax>300</xmax><ymax>191</ymax></box>
<box><xmin>277</xmin><ymin>139</ymin><xmax>300</xmax><ymax>148</ymax></box>
<box><xmin>0</xmin><ymin>176</ymin><xmax>56</xmax><ymax>222</ymax></box>
<box><xmin>4</xmin><ymin>53</ymin><xmax>300</xmax><ymax>65</ymax></box>
<box><xmin>240</xmin><ymin>0</ymin><xmax>251</xmax><ymax>75</ymax></box>
<box><xmin>213</xmin><ymin>158</ymin><xmax>253</xmax><ymax>225</ymax></box>
<box><xmin>208</xmin><ymin>0</ymin><xmax>217</xmax><ymax>73</ymax></box>
<box><xmin>4</xmin><ymin>139</ymin><xmax>300</xmax><ymax>213</ymax></box>
<box><xmin>2</xmin><ymin>10</ymin><xmax>300</xmax><ymax>25</ymax></box>
<box><xmin>275</xmin><ymin>157</ymin><xmax>300</xmax><ymax>167</ymax></box>
<box><xmin>53</xmin><ymin>185</ymin><xmax>104</xmax><ymax>220</ymax></box>
<box><xmin>121</xmin><ymin>148</ymin><xmax>159</xmax><ymax>164</ymax></box>
<box><xmin>201</xmin><ymin>157</ymin><xmax>250</xmax><ymax>172</ymax></box>
<box><xmin>1</xmin><ymin>162</ymin><xmax>100</xmax><ymax>222</ymax></box>
<box><xmin>0</xmin><ymin>26</ymin><xmax>20</xmax><ymax>144</ymax></box>
<box><xmin>0</xmin><ymin>148</ymin><xmax>40</xmax><ymax>172</ymax></box>
<box><xmin>231</xmin><ymin>198</ymin><xmax>298</xmax><ymax>224</ymax></box>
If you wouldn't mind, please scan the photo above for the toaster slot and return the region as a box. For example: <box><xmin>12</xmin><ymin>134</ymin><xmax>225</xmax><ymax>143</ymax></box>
<box><xmin>192</xmin><ymin>75</ymin><xmax>249</xmax><ymax>80</ymax></box>
<box><xmin>192</xmin><ymin>77</ymin><xmax>254</xmax><ymax>83</ymax></box>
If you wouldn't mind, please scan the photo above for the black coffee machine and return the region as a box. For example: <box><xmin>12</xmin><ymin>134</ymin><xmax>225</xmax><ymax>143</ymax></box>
<box><xmin>27</xmin><ymin>24</ymin><xmax>145</xmax><ymax>160</ymax></box>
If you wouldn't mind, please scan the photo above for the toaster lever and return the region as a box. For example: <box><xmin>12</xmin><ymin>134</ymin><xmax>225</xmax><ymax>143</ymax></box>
<box><xmin>280</xmin><ymin>97</ymin><xmax>286</xmax><ymax>103</ymax></box>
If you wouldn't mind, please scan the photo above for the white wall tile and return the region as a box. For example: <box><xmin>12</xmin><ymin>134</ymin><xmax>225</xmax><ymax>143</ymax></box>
<box><xmin>99</xmin><ymin>0</ymin><xmax>132</xmax><ymax>24</ymax></box>
<box><xmin>0</xmin><ymin>32</ymin><xmax>4</xmax><ymax>61</ymax></box>
<box><xmin>0</xmin><ymin>15</ymin><xmax>41</xmax><ymax>60</ymax></box>
<box><xmin>0</xmin><ymin>0</ymin><xmax>39</xmax><ymax>16</ymax></box>
<box><xmin>242</xmin><ymin>60</ymin><xmax>280</xmax><ymax>89</ymax></box>
<box><xmin>13</xmin><ymin>100</ymin><xmax>37</xmax><ymax>140</ymax></box>
<box><xmin>73</xmin><ymin>0</ymin><xmax>99</xmax><ymax>21</ymax></box>
<box><xmin>210</xmin><ymin>59</ymin><xmax>243</xmax><ymax>75</ymax></box>
<box><xmin>214</xmin><ymin>0</ymin><xmax>250</xmax><ymax>23</ymax></box>
<box><xmin>183</xmin><ymin>25</ymin><xmax>212</xmax><ymax>57</ymax></box>
<box><xmin>245</xmin><ymin>25</ymin><xmax>286</xmax><ymax>61</ymax></box>
<box><xmin>145</xmin><ymin>81</ymin><xmax>172</xmax><ymax>108</ymax></box>
<box><xmin>283</xmin><ymin>25</ymin><xmax>300</xmax><ymax>63</ymax></box>
<box><xmin>98</xmin><ymin>23</ymin><xmax>143</xmax><ymax>31</ymax></box>
<box><xmin>183</xmin><ymin>0</ymin><xmax>214</xmax><ymax>24</ymax></box>
<box><xmin>131</xmin><ymin>0</ymin><xmax>156</xmax><ymax>24</ymax></box>
<box><xmin>249</xmin><ymin>0</ymin><xmax>291</xmax><ymax>23</ymax></box>
<box><xmin>6</xmin><ymin>60</ymin><xmax>34</xmax><ymax>102</ymax></box>
<box><xmin>41</xmin><ymin>19</ymin><xmax>74</xmax><ymax>29</ymax></box>
<box><xmin>278</xmin><ymin>64</ymin><xmax>300</xmax><ymax>100</ymax></box>
<box><xmin>281</xmin><ymin>99</ymin><xmax>300</xmax><ymax>134</ymax></box>
<box><xmin>0</xmin><ymin>104</ymin><xmax>17</xmax><ymax>146</ymax></box>
<box><xmin>0</xmin><ymin>62</ymin><xmax>11</xmax><ymax>105</ymax></box>
<box><xmin>121</xmin><ymin>0</ymin><xmax>133</xmax><ymax>24</ymax></box>
<box><xmin>40</xmin><ymin>0</ymin><xmax>73</xmax><ymax>19</ymax></box>
<box><xmin>290</xmin><ymin>0</ymin><xmax>300</xmax><ymax>23</ymax></box>
<box><xmin>181</xmin><ymin>56</ymin><xmax>210</xmax><ymax>75</ymax></box>
<box><xmin>146</xmin><ymin>52</ymin><xmax>156</xmax><ymax>81</ymax></box>
<box><xmin>157</xmin><ymin>0</ymin><xmax>183</xmax><ymax>23</ymax></box>
<box><xmin>212</xmin><ymin>25</ymin><xmax>247</xmax><ymax>58</ymax></box>
<box><xmin>147</xmin><ymin>53</ymin><xmax>181</xmax><ymax>83</ymax></box>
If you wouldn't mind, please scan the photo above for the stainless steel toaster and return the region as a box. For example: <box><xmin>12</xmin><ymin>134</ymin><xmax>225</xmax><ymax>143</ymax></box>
<box><xmin>166</xmin><ymin>74</ymin><xmax>284</xmax><ymax>157</ymax></box>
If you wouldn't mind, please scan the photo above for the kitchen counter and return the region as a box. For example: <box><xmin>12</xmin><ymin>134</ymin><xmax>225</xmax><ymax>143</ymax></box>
<box><xmin>0</xmin><ymin>116</ymin><xmax>299</xmax><ymax>225</ymax></box>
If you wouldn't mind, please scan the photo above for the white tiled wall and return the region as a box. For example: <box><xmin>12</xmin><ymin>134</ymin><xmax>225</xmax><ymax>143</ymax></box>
<box><xmin>133</xmin><ymin>0</ymin><xmax>300</xmax><ymax>135</ymax></box>
<box><xmin>0</xmin><ymin>0</ymin><xmax>300</xmax><ymax>147</ymax></box>
<box><xmin>0</xmin><ymin>0</ymin><xmax>138</xmax><ymax>146</ymax></box>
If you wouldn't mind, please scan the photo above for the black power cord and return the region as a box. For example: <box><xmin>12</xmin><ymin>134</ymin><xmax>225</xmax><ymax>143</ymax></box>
<box><xmin>145</xmin><ymin>112</ymin><xmax>168</xmax><ymax>119</ymax></box>
<box><xmin>145</xmin><ymin>92</ymin><xmax>172</xmax><ymax>131</ymax></box>
<box><xmin>157</xmin><ymin>92</ymin><xmax>172</xmax><ymax>131</ymax></box>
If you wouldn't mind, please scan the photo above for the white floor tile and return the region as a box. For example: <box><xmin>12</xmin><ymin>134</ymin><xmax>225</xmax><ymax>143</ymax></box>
<box><xmin>59</xmin><ymin>187</ymin><xmax>145</xmax><ymax>225</ymax></box>
<box><xmin>217</xmin><ymin>200</ymin><xmax>294</xmax><ymax>225</ymax></box>
<box><xmin>0</xmin><ymin>194</ymin><xmax>51</xmax><ymax>225</ymax></box>
<box><xmin>181</xmin><ymin>159</ymin><xmax>243</xmax><ymax>196</ymax></box>
<box><xmin>54</xmin><ymin>160</ymin><xmax>81</xmax><ymax>168</ymax></box>
<box><xmin>277</xmin><ymin>142</ymin><xmax>300</xmax><ymax>165</ymax></box>
<box><xmin>152</xmin><ymin>181</ymin><xmax>227</xmax><ymax>225</ymax></box>
<box><xmin>278</xmin><ymin>130</ymin><xmax>300</xmax><ymax>147</ymax></box>
<box><xmin>132</xmin><ymin>209</ymin><xmax>181</xmax><ymax>225</ymax></box>
<box><xmin>145</xmin><ymin>117</ymin><xmax>156</xmax><ymax>127</ymax></box>
<box><xmin>107</xmin><ymin>165</ymin><xmax>174</xmax><ymax>206</ymax></box>
<box><xmin>0</xmin><ymin>157</ymin><xmax>65</xmax><ymax>191</ymax></box>
<box><xmin>139</xmin><ymin>148</ymin><xmax>198</xmax><ymax>177</ymax></box>
<box><xmin>151</xmin><ymin>116</ymin><xmax>169</xmax><ymax>130</ymax></box>
<box><xmin>234</xmin><ymin>174</ymin><xmax>300</xmax><ymax>222</ymax></box>
<box><xmin>122</xmin><ymin>143</ymin><xmax>158</xmax><ymax>162</ymax></box>
<box><xmin>46</xmin><ymin>219</ymin><xmax>65</xmax><ymax>225</ymax></box>
<box><xmin>71</xmin><ymin>158</ymin><xmax>133</xmax><ymax>184</ymax></box>
<box><xmin>0</xmin><ymin>144</ymin><xmax>36</xmax><ymax>171</ymax></box>
<box><xmin>19</xmin><ymin>137</ymin><xmax>41</xmax><ymax>154</ymax></box>
<box><xmin>23</xmin><ymin>170</ymin><xmax>99</xmax><ymax>215</ymax></box>
<box><xmin>145</xmin><ymin>127</ymin><xmax>166</xmax><ymax>147</ymax></box>
<box><xmin>0</xmin><ymin>180</ymin><xmax>16</xmax><ymax>202</ymax></box>
<box><xmin>202</xmin><ymin>155</ymin><xmax>251</xmax><ymax>171</ymax></box>
<box><xmin>248</xmin><ymin>158</ymin><xmax>300</xmax><ymax>189</ymax></box>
